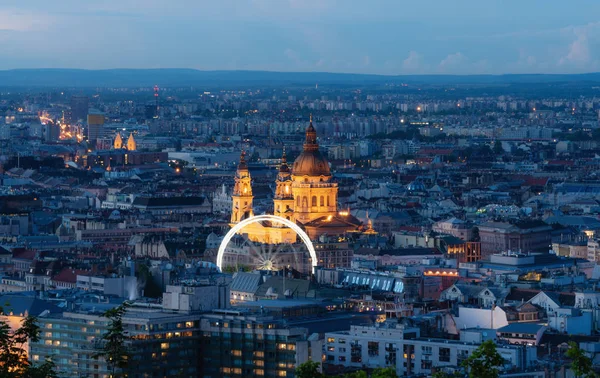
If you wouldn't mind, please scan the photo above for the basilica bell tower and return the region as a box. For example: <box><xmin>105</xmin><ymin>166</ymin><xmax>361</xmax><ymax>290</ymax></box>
<box><xmin>230</xmin><ymin>151</ymin><xmax>254</xmax><ymax>224</ymax></box>
<box><xmin>273</xmin><ymin>149</ymin><xmax>294</xmax><ymax>224</ymax></box>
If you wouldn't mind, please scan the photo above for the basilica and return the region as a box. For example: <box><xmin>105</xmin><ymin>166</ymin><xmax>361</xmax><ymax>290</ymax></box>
<box><xmin>230</xmin><ymin>117</ymin><xmax>362</xmax><ymax>244</ymax></box>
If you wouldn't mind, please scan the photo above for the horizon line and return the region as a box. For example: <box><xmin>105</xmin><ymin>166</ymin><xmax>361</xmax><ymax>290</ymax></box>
<box><xmin>1</xmin><ymin>67</ymin><xmax>599</xmax><ymax>77</ymax></box>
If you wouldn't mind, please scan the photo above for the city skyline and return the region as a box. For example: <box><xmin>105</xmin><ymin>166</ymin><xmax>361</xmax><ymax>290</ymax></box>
<box><xmin>2</xmin><ymin>0</ymin><xmax>600</xmax><ymax>75</ymax></box>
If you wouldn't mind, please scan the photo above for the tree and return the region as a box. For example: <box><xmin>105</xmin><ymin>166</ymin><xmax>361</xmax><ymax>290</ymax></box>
<box><xmin>431</xmin><ymin>370</ymin><xmax>463</xmax><ymax>378</ymax></box>
<box><xmin>493</xmin><ymin>140</ymin><xmax>503</xmax><ymax>155</ymax></box>
<box><xmin>95</xmin><ymin>302</ymin><xmax>131</xmax><ymax>378</ymax></box>
<box><xmin>371</xmin><ymin>367</ymin><xmax>398</xmax><ymax>378</ymax></box>
<box><xmin>0</xmin><ymin>307</ymin><xmax>58</xmax><ymax>377</ymax></box>
<box><xmin>295</xmin><ymin>361</ymin><xmax>324</xmax><ymax>378</ymax></box>
<box><xmin>343</xmin><ymin>371</ymin><xmax>367</xmax><ymax>378</ymax></box>
<box><xmin>461</xmin><ymin>340</ymin><xmax>504</xmax><ymax>378</ymax></box>
<box><xmin>137</xmin><ymin>263</ymin><xmax>162</xmax><ymax>298</ymax></box>
<box><xmin>566</xmin><ymin>341</ymin><xmax>596</xmax><ymax>378</ymax></box>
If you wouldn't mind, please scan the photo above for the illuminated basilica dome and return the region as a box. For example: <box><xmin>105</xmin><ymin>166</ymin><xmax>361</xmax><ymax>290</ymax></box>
<box><xmin>292</xmin><ymin>116</ymin><xmax>331</xmax><ymax>178</ymax></box>
<box><xmin>228</xmin><ymin>116</ymin><xmax>361</xmax><ymax>246</ymax></box>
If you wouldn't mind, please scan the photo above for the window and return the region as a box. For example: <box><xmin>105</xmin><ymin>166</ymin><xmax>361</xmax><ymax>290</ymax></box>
<box><xmin>312</xmin><ymin>196</ymin><xmax>317</xmax><ymax>207</ymax></box>
<box><xmin>320</xmin><ymin>196</ymin><xmax>324</xmax><ymax>206</ymax></box>
<box><xmin>278</xmin><ymin>371</ymin><xmax>287</xmax><ymax>377</ymax></box>
<box><xmin>368</xmin><ymin>341</ymin><xmax>379</xmax><ymax>357</ymax></box>
<box><xmin>439</xmin><ymin>347</ymin><xmax>451</xmax><ymax>363</ymax></box>
<box><xmin>339</xmin><ymin>356</ymin><xmax>346</xmax><ymax>362</ymax></box>
<box><xmin>255</xmin><ymin>369</ymin><xmax>264</xmax><ymax>376</ymax></box>
<box><xmin>327</xmin><ymin>337</ymin><xmax>336</xmax><ymax>343</ymax></box>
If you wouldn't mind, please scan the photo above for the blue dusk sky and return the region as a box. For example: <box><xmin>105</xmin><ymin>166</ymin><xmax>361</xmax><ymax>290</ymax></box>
<box><xmin>1</xmin><ymin>0</ymin><xmax>599</xmax><ymax>75</ymax></box>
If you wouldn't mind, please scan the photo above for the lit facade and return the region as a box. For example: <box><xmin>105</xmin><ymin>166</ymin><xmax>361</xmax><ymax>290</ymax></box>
<box><xmin>114</xmin><ymin>132</ymin><xmax>123</xmax><ymax>149</ymax></box>
<box><xmin>223</xmin><ymin>119</ymin><xmax>362</xmax><ymax>272</ymax></box>
<box><xmin>112</xmin><ymin>132</ymin><xmax>137</xmax><ymax>151</ymax></box>
<box><xmin>229</xmin><ymin>118</ymin><xmax>361</xmax><ymax>243</ymax></box>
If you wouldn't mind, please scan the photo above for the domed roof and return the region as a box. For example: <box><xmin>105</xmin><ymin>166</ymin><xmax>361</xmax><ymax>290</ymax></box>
<box><xmin>407</xmin><ymin>180</ymin><xmax>426</xmax><ymax>192</ymax></box>
<box><xmin>292</xmin><ymin>117</ymin><xmax>331</xmax><ymax>177</ymax></box>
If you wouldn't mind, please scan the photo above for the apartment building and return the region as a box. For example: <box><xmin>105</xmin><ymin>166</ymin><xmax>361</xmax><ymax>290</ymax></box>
<box><xmin>323</xmin><ymin>320</ymin><xmax>536</xmax><ymax>377</ymax></box>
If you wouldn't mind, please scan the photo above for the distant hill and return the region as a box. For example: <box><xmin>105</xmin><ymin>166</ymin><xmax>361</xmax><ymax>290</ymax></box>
<box><xmin>1</xmin><ymin>68</ymin><xmax>600</xmax><ymax>87</ymax></box>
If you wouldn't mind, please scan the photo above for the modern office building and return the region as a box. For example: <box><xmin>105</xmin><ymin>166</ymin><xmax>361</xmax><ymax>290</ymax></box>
<box><xmin>70</xmin><ymin>95</ymin><xmax>89</xmax><ymax>123</ymax></box>
<box><xmin>87</xmin><ymin>111</ymin><xmax>105</xmax><ymax>145</ymax></box>
<box><xmin>30</xmin><ymin>309</ymin><xmax>202</xmax><ymax>378</ymax></box>
<box><xmin>199</xmin><ymin>313</ymin><xmax>320</xmax><ymax>378</ymax></box>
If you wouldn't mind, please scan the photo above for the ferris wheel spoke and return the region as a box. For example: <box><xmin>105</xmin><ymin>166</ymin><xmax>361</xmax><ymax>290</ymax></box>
<box><xmin>246</xmin><ymin>238</ymin><xmax>264</xmax><ymax>267</ymax></box>
<box><xmin>268</xmin><ymin>243</ymin><xmax>284</xmax><ymax>265</ymax></box>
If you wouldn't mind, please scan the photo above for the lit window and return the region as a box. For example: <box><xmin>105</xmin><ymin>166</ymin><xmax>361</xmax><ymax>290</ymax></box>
<box><xmin>278</xmin><ymin>371</ymin><xmax>287</xmax><ymax>377</ymax></box>
<box><xmin>255</xmin><ymin>369</ymin><xmax>264</xmax><ymax>376</ymax></box>
<box><xmin>232</xmin><ymin>350</ymin><xmax>242</xmax><ymax>356</ymax></box>
<box><xmin>160</xmin><ymin>343</ymin><xmax>169</xmax><ymax>350</ymax></box>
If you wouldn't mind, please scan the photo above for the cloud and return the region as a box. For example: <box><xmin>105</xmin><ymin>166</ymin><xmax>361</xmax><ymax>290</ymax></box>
<box><xmin>559</xmin><ymin>30</ymin><xmax>590</xmax><ymax>66</ymax></box>
<box><xmin>554</xmin><ymin>21</ymin><xmax>600</xmax><ymax>72</ymax></box>
<box><xmin>284</xmin><ymin>48</ymin><xmax>300</xmax><ymax>63</ymax></box>
<box><xmin>402</xmin><ymin>51</ymin><xmax>424</xmax><ymax>72</ymax></box>
<box><xmin>439</xmin><ymin>52</ymin><xmax>468</xmax><ymax>72</ymax></box>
